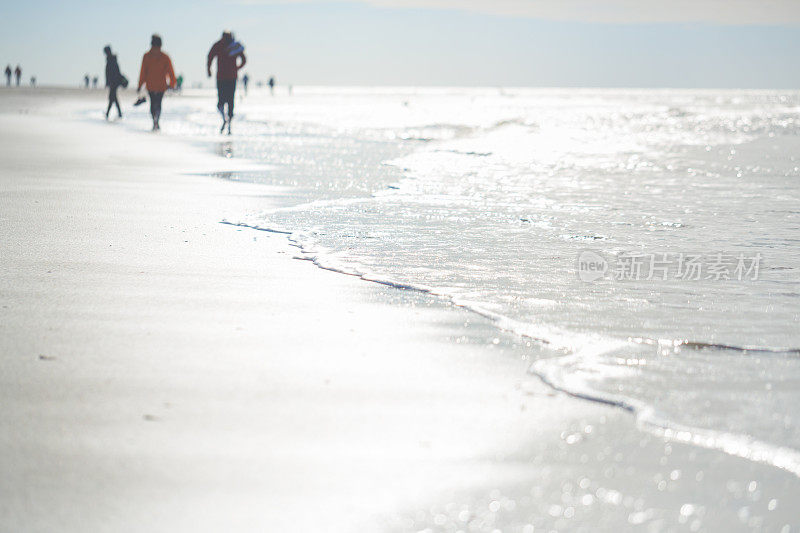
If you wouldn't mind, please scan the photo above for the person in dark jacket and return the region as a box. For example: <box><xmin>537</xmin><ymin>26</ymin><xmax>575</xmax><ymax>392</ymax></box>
<box><xmin>207</xmin><ymin>30</ymin><xmax>246</xmax><ymax>134</ymax></box>
<box><xmin>4</xmin><ymin>65</ymin><xmax>10</xmax><ymax>86</ymax></box>
<box><xmin>104</xmin><ymin>46</ymin><xmax>124</xmax><ymax>119</ymax></box>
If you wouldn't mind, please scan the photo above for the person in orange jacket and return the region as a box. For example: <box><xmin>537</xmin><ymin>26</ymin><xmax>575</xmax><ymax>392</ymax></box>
<box><xmin>138</xmin><ymin>34</ymin><xmax>176</xmax><ymax>131</ymax></box>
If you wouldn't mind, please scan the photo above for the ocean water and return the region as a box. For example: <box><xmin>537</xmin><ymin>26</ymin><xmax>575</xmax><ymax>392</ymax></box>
<box><xmin>131</xmin><ymin>87</ymin><xmax>800</xmax><ymax>478</ymax></box>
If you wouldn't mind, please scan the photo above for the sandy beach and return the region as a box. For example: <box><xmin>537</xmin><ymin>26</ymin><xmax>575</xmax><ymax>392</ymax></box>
<box><xmin>1</xmin><ymin>88</ymin><xmax>799</xmax><ymax>532</ymax></box>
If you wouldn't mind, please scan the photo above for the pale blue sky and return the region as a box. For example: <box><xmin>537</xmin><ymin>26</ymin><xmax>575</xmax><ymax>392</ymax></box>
<box><xmin>1</xmin><ymin>0</ymin><xmax>799</xmax><ymax>88</ymax></box>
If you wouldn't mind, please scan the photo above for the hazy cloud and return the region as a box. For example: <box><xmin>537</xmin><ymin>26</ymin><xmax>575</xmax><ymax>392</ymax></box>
<box><xmin>239</xmin><ymin>0</ymin><xmax>800</xmax><ymax>25</ymax></box>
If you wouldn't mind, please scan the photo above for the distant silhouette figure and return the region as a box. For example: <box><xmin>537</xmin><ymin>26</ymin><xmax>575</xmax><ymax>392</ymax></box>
<box><xmin>92</xmin><ymin>76</ymin><xmax>98</xmax><ymax>89</ymax></box>
<box><xmin>268</xmin><ymin>76</ymin><xmax>275</xmax><ymax>95</ymax></box>
<box><xmin>138</xmin><ymin>33</ymin><xmax>176</xmax><ymax>131</ymax></box>
<box><xmin>176</xmin><ymin>74</ymin><xmax>183</xmax><ymax>92</ymax></box>
<box><xmin>30</xmin><ymin>76</ymin><xmax>36</xmax><ymax>87</ymax></box>
<box><xmin>84</xmin><ymin>74</ymin><xmax>90</xmax><ymax>88</ymax></box>
<box><xmin>4</xmin><ymin>65</ymin><xmax>10</xmax><ymax>86</ymax></box>
<box><xmin>208</xmin><ymin>30</ymin><xmax>246</xmax><ymax>135</ymax></box>
<box><xmin>242</xmin><ymin>73</ymin><xmax>249</xmax><ymax>95</ymax></box>
<box><xmin>288</xmin><ymin>84</ymin><xmax>293</xmax><ymax>96</ymax></box>
<box><xmin>104</xmin><ymin>45</ymin><xmax>124</xmax><ymax>120</ymax></box>
<box><xmin>14</xmin><ymin>65</ymin><xmax>21</xmax><ymax>86</ymax></box>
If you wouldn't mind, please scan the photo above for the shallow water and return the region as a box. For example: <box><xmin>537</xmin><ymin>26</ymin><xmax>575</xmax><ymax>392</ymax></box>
<box><xmin>126</xmin><ymin>87</ymin><xmax>800</xmax><ymax>478</ymax></box>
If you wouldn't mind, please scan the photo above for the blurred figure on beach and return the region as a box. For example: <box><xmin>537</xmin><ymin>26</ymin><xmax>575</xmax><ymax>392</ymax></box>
<box><xmin>207</xmin><ymin>30</ymin><xmax>246</xmax><ymax>135</ymax></box>
<box><xmin>84</xmin><ymin>74</ymin><xmax>90</xmax><ymax>88</ymax></box>
<box><xmin>4</xmin><ymin>65</ymin><xmax>10</xmax><ymax>86</ymax></box>
<box><xmin>242</xmin><ymin>73</ymin><xmax>249</xmax><ymax>95</ymax></box>
<box><xmin>176</xmin><ymin>74</ymin><xmax>183</xmax><ymax>92</ymax></box>
<box><xmin>268</xmin><ymin>76</ymin><xmax>275</xmax><ymax>95</ymax></box>
<box><xmin>92</xmin><ymin>76</ymin><xmax>98</xmax><ymax>89</ymax></box>
<box><xmin>138</xmin><ymin>33</ymin><xmax>176</xmax><ymax>131</ymax></box>
<box><xmin>14</xmin><ymin>65</ymin><xmax>21</xmax><ymax>86</ymax></box>
<box><xmin>104</xmin><ymin>45</ymin><xmax>124</xmax><ymax>120</ymax></box>
<box><xmin>30</xmin><ymin>76</ymin><xmax>36</xmax><ymax>87</ymax></box>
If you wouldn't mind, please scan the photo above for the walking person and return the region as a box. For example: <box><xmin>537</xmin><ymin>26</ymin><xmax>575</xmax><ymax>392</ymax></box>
<box><xmin>4</xmin><ymin>65</ymin><xmax>10</xmax><ymax>86</ymax></box>
<box><xmin>104</xmin><ymin>45</ymin><xmax>124</xmax><ymax>120</ymax></box>
<box><xmin>207</xmin><ymin>30</ymin><xmax>246</xmax><ymax>134</ymax></box>
<box><xmin>268</xmin><ymin>76</ymin><xmax>275</xmax><ymax>95</ymax></box>
<box><xmin>138</xmin><ymin>34</ymin><xmax>176</xmax><ymax>131</ymax></box>
<box><xmin>14</xmin><ymin>65</ymin><xmax>21</xmax><ymax>86</ymax></box>
<box><xmin>242</xmin><ymin>73</ymin><xmax>249</xmax><ymax>95</ymax></box>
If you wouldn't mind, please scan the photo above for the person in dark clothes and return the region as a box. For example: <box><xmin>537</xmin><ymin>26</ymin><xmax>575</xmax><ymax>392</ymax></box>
<box><xmin>268</xmin><ymin>76</ymin><xmax>275</xmax><ymax>95</ymax></box>
<box><xmin>14</xmin><ymin>65</ymin><xmax>21</xmax><ymax>86</ymax></box>
<box><xmin>4</xmin><ymin>65</ymin><xmax>11</xmax><ymax>86</ymax></box>
<box><xmin>104</xmin><ymin>45</ymin><xmax>123</xmax><ymax>120</ymax></box>
<box><xmin>207</xmin><ymin>30</ymin><xmax>246</xmax><ymax>134</ymax></box>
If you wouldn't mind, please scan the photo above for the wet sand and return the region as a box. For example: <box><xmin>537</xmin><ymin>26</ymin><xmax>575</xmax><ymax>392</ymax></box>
<box><xmin>0</xmin><ymin>88</ymin><xmax>798</xmax><ymax>532</ymax></box>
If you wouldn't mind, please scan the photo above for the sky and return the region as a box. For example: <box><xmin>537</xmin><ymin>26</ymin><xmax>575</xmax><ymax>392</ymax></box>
<box><xmin>1</xmin><ymin>0</ymin><xmax>799</xmax><ymax>88</ymax></box>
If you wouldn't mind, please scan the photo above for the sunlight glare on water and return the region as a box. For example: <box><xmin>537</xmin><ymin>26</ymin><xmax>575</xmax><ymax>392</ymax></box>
<box><xmin>146</xmin><ymin>87</ymin><xmax>800</xmax><ymax>475</ymax></box>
